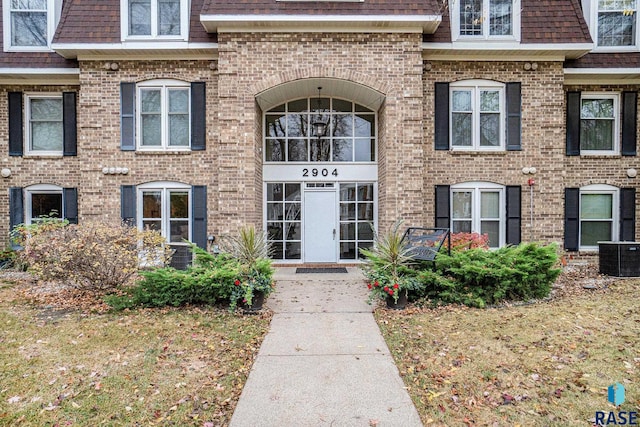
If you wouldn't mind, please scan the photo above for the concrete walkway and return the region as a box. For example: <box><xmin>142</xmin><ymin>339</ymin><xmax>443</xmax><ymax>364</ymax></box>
<box><xmin>229</xmin><ymin>267</ymin><xmax>423</xmax><ymax>427</ymax></box>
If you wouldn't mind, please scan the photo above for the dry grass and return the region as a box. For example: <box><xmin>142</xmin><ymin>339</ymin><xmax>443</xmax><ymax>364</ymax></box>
<box><xmin>377</xmin><ymin>274</ymin><xmax>640</xmax><ymax>426</ymax></box>
<box><xmin>0</xmin><ymin>276</ymin><xmax>272</xmax><ymax>426</ymax></box>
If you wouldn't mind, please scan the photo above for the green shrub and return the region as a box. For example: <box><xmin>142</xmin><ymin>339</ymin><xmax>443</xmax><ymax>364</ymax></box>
<box><xmin>416</xmin><ymin>243</ymin><xmax>561</xmax><ymax>308</ymax></box>
<box><xmin>108</xmin><ymin>249</ymin><xmax>241</xmax><ymax>309</ymax></box>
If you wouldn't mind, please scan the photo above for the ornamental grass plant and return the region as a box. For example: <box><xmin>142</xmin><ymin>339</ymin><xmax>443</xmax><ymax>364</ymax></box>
<box><xmin>360</xmin><ymin>221</ymin><xmax>420</xmax><ymax>304</ymax></box>
<box><xmin>222</xmin><ymin>226</ymin><xmax>275</xmax><ymax>311</ymax></box>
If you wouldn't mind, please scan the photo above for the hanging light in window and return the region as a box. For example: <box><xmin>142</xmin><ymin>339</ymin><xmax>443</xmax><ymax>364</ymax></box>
<box><xmin>312</xmin><ymin>87</ymin><xmax>327</xmax><ymax>138</ymax></box>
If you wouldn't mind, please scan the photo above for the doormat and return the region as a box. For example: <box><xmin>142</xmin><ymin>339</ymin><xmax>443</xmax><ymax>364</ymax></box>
<box><xmin>296</xmin><ymin>267</ymin><xmax>348</xmax><ymax>274</ymax></box>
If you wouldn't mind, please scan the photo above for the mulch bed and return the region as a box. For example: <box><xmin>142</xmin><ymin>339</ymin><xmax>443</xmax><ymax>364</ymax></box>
<box><xmin>0</xmin><ymin>263</ymin><xmax>627</xmax><ymax>314</ymax></box>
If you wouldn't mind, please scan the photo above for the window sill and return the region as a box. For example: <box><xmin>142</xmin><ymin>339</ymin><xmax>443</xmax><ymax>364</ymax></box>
<box><xmin>4</xmin><ymin>46</ymin><xmax>53</xmax><ymax>53</ymax></box>
<box><xmin>23</xmin><ymin>154</ymin><xmax>64</xmax><ymax>159</ymax></box>
<box><xmin>577</xmin><ymin>154</ymin><xmax>622</xmax><ymax>159</ymax></box>
<box><xmin>135</xmin><ymin>150</ymin><xmax>192</xmax><ymax>156</ymax></box>
<box><xmin>590</xmin><ymin>46</ymin><xmax>640</xmax><ymax>54</ymax></box>
<box><xmin>448</xmin><ymin>150</ymin><xmax>508</xmax><ymax>156</ymax></box>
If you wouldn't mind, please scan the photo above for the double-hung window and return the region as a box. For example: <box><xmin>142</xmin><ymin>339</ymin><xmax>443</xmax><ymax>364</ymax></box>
<box><xmin>3</xmin><ymin>0</ymin><xmax>60</xmax><ymax>51</ymax></box>
<box><xmin>566</xmin><ymin>90</ymin><xmax>637</xmax><ymax>156</ymax></box>
<box><xmin>579</xmin><ymin>185</ymin><xmax>619</xmax><ymax>250</ymax></box>
<box><xmin>450</xmin><ymin>81</ymin><xmax>505</xmax><ymax>150</ymax></box>
<box><xmin>25</xmin><ymin>93</ymin><xmax>63</xmax><ymax>156</ymax></box>
<box><xmin>137</xmin><ymin>81</ymin><xmax>190</xmax><ymax>150</ymax></box>
<box><xmin>579</xmin><ymin>93</ymin><xmax>620</xmax><ymax>154</ymax></box>
<box><xmin>122</xmin><ymin>0</ymin><xmax>188</xmax><ymax>40</ymax></box>
<box><xmin>139</xmin><ymin>183</ymin><xmax>191</xmax><ymax>244</ymax></box>
<box><xmin>451</xmin><ymin>183</ymin><xmax>505</xmax><ymax>248</ymax></box>
<box><xmin>120</xmin><ymin>81</ymin><xmax>205</xmax><ymax>152</ymax></box>
<box><xmin>596</xmin><ymin>0</ymin><xmax>637</xmax><ymax>48</ymax></box>
<box><xmin>454</xmin><ymin>0</ymin><xmax>520</xmax><ymax>40</ymax></box>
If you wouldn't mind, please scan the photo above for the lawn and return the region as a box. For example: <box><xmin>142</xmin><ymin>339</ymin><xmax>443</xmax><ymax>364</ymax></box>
<box><xmin>376</xmin><ymin>271</ymin><xmax>640</xmax><ymax>426</ymax></box>
<box><xmin>0</xmin><ymin>275</ymin><xmax>272</xmax><ymax>426</ymax></box>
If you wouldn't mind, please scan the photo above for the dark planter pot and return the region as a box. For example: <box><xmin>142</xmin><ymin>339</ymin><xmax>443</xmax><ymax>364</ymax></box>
<box><xmin>241</xmin><ymin>290</ymin><xmax>265</xmax><ymax>314</ymax></box>
<box><xmin>386</xmin><ymin>292</ymin><xmax>408</xmax><ymax>310</ymax></box>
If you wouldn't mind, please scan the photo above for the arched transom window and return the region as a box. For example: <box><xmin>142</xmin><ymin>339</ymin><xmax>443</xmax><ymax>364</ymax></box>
<box><xmin>264</xmin><ymin>97</ymin><xmax>376</xmax><ymax>163</ymax></box>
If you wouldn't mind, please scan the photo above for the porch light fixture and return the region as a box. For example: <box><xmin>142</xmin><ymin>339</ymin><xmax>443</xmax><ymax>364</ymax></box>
<box><xmin>312</xmin><ymin>87</ymin><xmax>327</xmax><ymax>138</ymax></box>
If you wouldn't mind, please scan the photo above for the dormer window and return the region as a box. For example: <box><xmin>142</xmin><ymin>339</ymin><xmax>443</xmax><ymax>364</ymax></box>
<box><xmin>2</xmin><ymin>0</ymin><xmax>61</xmax><ymax>51</ymax></box>
<box><xmin>121</xmin><ymin>0</ymin><xmax>188</xmax><ymax>40</ymax></box>
<box><xmin>452</xmin><ymin>0</ymin><xmax>520</xmax><ymax>41</ymax></box>
<box><xmin>596</xmin><ymin>0</ymin><xmax>637</xmax><ymax>48</ymax></box>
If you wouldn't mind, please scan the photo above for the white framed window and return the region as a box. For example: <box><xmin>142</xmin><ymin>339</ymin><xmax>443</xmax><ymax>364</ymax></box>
<box><xmin>593</xmin><ymin>0</ymin><xmax>638</xmax><ymax>49</ymax></box>
<box><xmin>137</xmin><ymin>80</ymin><xmax>190</xmax><ymax>150</ymax></box>
<box><xmin>138</xmin><ymin>182</ymin><xmax>191</xmax><ymax>244</ymax></box>
<box><xmin>580</xmin><ymin>184</ymin><xmax>619</xmax><ymax>250</ymax></box>
<box><xmin>451</xmin><ymin>182</ymin><xmax>505</xmax><ymax>248</ymax></box>
<box><xmin>25</xmin><ymin>93</ymin><xmax>63</xmax><ymax>156</ymax></box>
<box><xmin>24</xmin><ymin>184</ymin><xmax>63</xmax><ymax>224</ymax></box>
<box><xmin>2</xmin><ymin>0</ymin><xmax>62</xmax><ymax>51</ymax></box>
<box><xmin>121</xmin><ymin>0</ymin><xmax>189</xmax><ymax>40</ymax></box>
<box><xmin>452</xmin><ymin>0</ymin><xmax>520</xmax><ymax>41</ymax></box>
<box><xmin>450</xmin><ymin>80</ymin><xmax>505</xmax><ymax>151</ymax></box>
<box><xmin>580</xmin><ymin>93</ymin><xmax>620</xmax><ymax>155</ymax></box>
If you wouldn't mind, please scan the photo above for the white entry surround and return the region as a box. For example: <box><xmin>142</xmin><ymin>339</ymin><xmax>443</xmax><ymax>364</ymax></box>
<box><xmin>263</xmin><ymin>164</ymin><xmax>378</xmax><ymax>263</ymax></box>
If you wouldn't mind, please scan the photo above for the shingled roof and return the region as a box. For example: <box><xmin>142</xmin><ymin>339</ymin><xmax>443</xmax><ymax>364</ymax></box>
<box><xmin>200</xmin><ymin>0</ymin><xmax>444</xmax><ymax>16</ymax></box>
<box><xmin>0</xmin><ymin>2</ymin><xmax>77</xmax><ymax>68</ymax></box>
<box><xmin>566</xmin><ymin>53</ymin><xmax>640</xmax><ymax>68</ymax></box>
<box><xmin>425</xmin><ymin>0</ymin><xmax>592</xmax><ymax>44</ymax></box>
<box><xmin>53</xmin><ymin>0</ymin><xmax>215</xmax><ymax>44</ymax></box>
<box><xmin>521</xmin><ymin>0</ymin><xmax>591</xmax><ymax>44</ymax></box>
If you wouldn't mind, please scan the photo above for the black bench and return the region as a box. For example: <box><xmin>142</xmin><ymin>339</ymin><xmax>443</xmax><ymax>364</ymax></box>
<box><xmin>402</xmin><ymin>227</ymin><xmax>450</xmax><ymax>261</ymax></box>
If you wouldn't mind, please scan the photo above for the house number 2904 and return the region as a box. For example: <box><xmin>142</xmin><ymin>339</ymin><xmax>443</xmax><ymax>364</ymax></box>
<box><xmin>302</xmin><ymin>168</ymin><xmax>338</xmax><ymax>177</ymax></box>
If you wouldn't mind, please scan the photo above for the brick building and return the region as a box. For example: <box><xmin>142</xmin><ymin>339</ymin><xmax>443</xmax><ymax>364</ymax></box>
<box><xmin>0</xmin><ymin>0</ymin><xmax>637</xmax><ymax>264</ymax></box>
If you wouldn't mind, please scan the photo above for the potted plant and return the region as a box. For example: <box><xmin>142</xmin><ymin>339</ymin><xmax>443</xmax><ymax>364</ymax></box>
<box><xmin>360</xmin><ymin>221</ymin><xmax>419</xmax><ymax>309</ymax></box>
<box><xmin>224</xmin><ymin>226</ymin><xmax>275</xmax><ymax>313</ymax></box>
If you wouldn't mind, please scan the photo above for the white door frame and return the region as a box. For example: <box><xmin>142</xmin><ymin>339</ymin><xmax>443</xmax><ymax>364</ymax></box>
<box><xmin>303</xmin><ymin>187</ymin><xmax>338</xmax><ymax>263</ymax></box>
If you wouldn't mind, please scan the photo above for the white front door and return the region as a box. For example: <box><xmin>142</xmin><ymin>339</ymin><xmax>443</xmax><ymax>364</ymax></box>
<box><xmin>304</xmin><ymin>190</ymin><xmax>337</xmax><ymax>262</ymax></box>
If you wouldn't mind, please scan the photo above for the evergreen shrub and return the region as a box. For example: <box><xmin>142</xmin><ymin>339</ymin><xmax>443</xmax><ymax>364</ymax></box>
<box><xmin>415</xmin><ymin>242</ymin><xmax>562</xmax><ymax>308</ymax></box>
<box><xmin>107</xmin><ymin>248</ymin><xmax>240</xmax><ymax>309</ymax></box>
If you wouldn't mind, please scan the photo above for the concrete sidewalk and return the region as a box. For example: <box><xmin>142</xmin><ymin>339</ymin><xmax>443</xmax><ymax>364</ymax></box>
<box><xmin>229</xmin><ymin>267</ymin><xmax>423</xmax><ymax>427</ymax></box>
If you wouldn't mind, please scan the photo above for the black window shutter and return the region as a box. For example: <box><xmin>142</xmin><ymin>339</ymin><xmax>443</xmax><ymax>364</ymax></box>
<box><xmin>9</xmin><ymin>187</ymin><xmax>24</xmax><ymax>231</ymax></box>
<box><xmin>191</xmin><ymin>185</ymin><xmax>207</xmax><ymax>249</ymax></box>
<box><xmin>191</xmin><ymin>82</ymin><xmax>206</xmax><ymax>151</ymax></box>
<box><xmin>621</xmin><ymin>91</ymin><xmax>637</xmax><ymax>156</ymax></box>
<box><xmin>63</xmin><ymin>188</ymin><xmax>78</xmax><ymax>224</ymax></box>
<box><xmin>9</xmin><ymin>187</ymin><xmax>23</xmax><ymax>249</ymax></box>
<box><xmin>120</xmin><ymin>83</ymin><xmax>136</xmax><ymax>151</ymax></box>
<box><xmin>506</xmin><ymin>185</ymin><xmax>521</xmax><ymax>245</ymax></box>
<box><xmin>121</xmin><ymin>185</ymin><xmax>137</xmax><ymax>226</ymax></box>
<box><xmin>434</xmin><ymin>82</ymin><xmax>450</xmax><ymax>150</ymax></box>
<box><xmin>506</xmin><ymin>82</ymin><xmax>522</xmax><ymax>151</ymax></box>
<box><xmin>63</xmin><ymin>92</ymin><xmax>77</xmax><ymax>156</ymax></box>
<box><xmin>564</xmin><ymin>188</ymin><xmax>580</xmax><ymax>251</ymax></box>
<box><xmin>435</xmin><ymin>185</ymin><xmax>451</xmax><ymax>228</ymax></box>
<box><xmin>8</xmin><ymin>92</ymin><xmax>23</xmax><ymax>156</ymax></box>
<box><xmin>566</xmin><ymin>91</ymin><xmax>581</xmax><ymax>156</ymax></box>
<box><xmin>620</xmin><ymin>188</ymin><xmax>636</xmax><ymax>241</ymax></box>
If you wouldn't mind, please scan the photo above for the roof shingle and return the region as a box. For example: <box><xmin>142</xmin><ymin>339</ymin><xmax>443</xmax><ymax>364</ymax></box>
<box><xmin>53</xmin><ymin>0</ymin><xmax>215</xmax><ymax>44</ymax></box>
<box><xmin>200</xmin><ymin>0</ymin><xmax>443</xmax><ymax>16</ymax></box>
<box><xmin>0</xmin><ymin>2</ymin><xmax>77</xmax><ymax>68</ymax></box>
<box><xmin>426</xmin><ymin>0</ymin><xmax>592</xmax><ymax>44</ymax></box>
